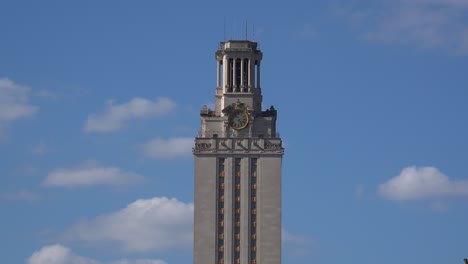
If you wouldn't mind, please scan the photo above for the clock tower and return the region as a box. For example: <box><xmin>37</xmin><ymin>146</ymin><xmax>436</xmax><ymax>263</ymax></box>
<box><xmin>193</xmin><ymin>40</ymin><xmax>284</xmax><ymax>264</ymax></box>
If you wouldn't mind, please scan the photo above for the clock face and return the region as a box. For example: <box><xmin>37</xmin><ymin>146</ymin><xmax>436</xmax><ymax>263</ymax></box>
<box><xmin>228</xmin><ymin>109</ymin><xmax>249</xmax><ymax>130</ymax></box>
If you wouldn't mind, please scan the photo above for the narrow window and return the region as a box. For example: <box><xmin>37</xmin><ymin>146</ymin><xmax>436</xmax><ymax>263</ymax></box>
<box><xmin>250</xmin><ymin>158</ymin><xmax>258</xmax><ymax>264</ymax></box>
<box><xmin>217</xmin><ymin>158</ymin><xmax>225</xmax><ymax>263</ymax></box>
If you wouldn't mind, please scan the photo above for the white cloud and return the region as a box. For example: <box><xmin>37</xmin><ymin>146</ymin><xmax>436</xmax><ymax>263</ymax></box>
<box><xmin>84</xmin><ymin>97</ymin><xmax>176</xmax><ymax>132</ymax></box>
<box><xmin>336</xmin><ymin>0</ymin><xmax>468</xmax><ymax>54</ymax></box>
<box><xmin>65</xmin><ymin>197</ymin><xmax>193</xmax><ymax>253</ymax></box>
<box><xmin>378</xmin><ymin>166</ymin><xmax>468</xmax><ymax>200</ymax></box>
<box><xmin>43</xmin><ymin>162</ymin><xmax>144</xmax><ymax>188</ymax></box>
<box><xmin>0</xmin><ymin>78</ymin><xmax>38</xmax><ymax>132</ymax></box>
<box><xmin>143</xmin><ymin>137</ymin><xmax>193</xmax><ymax>159</ymax></box>
<box><xmin>27</xmin><ymin>244</ymin><xmax>98</xmax><ymax>264</ymax></box>
<box><xmin>110</xmin><ymin>261</ymin><xmax>166</xmax><ymax>264</ymax></box>
<box><xmin>27</xmin><ymin>244</ymin><xmax>167</xmax><ymax>264</ymax></box>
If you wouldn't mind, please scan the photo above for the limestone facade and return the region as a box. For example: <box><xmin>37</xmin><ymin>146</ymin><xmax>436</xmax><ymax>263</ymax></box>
<box><xmin>194</xmin><ymin>40</ymin><xmax>284</xmax><ymax>264</ymax></box>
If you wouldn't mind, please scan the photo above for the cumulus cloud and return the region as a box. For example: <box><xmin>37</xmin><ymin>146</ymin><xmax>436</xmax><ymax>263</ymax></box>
<box><xmin>84</xmin><ymin>97</ymin><xmax>176</xmax><ymax>132</ymax></box>
<box><xmin>336</xmin><ymin>0</ymin><xmax>468</xmax><ymax>54</ymax></box>
<box><xmin>378</xmin><ymin>166</ymin><xmax>468</xmax><ymax>200</ymax></box>
<box><xmin>65</xmin><ymin>197</ymin><xmax>193</xmax><ymax>253</ymax></box>
<box><xmin>43</xmin><ymin>162</ymin><xmax>144</xmax><ymax>188</ymax></box>
<box><xmin>0</xmin><ymin>78</ymin><xmax>38</xmax><ymax>132</ymax></box>
<box><xmin>143</xmin><ymin>137</ymin><xmax>193</xmax><ymax>159</ymax></box>
<box><xmin>27</xmin><ymin>244</ymin><xmax>166</xmax><ymax>264</ymax></box>
<box><xmin>27</xmin><ymin>244</ymin><xmax>98</xmax><ymax>264</ymax></box>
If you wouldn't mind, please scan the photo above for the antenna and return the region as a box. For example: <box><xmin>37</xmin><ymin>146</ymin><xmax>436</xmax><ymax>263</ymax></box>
<box><xmin>224</xmin><ymin>17</ymin><xmax>226</xmax><ymax>41</ymax></box>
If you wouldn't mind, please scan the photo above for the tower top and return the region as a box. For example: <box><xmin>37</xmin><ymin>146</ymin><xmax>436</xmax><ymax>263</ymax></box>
<box><xmin>216</xmin><ymin>40</ymin><xmax>261</xmax><ymax>57</ymax></box>
<box><xmin>214</xmin><ymin>40</ymin><xmax>263</xmax><ymax>114</ymax></box>
<box><xmin>219</xmin><ymin>40</ymin><xmax>258</xmax><ymax>51</ymax></box>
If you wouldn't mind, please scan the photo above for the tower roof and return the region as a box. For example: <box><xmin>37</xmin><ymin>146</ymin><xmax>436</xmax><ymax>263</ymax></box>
<box><xmin>219</xmin><ymin>40</ymin><xmax>258</xmax><ymax>51</ymax></box>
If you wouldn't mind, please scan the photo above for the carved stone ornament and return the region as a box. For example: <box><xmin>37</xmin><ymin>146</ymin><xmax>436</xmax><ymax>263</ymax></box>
<box><xmin>253</xmin><ymin>139</ymin><xmax>262</xmax><ymax>148</ymax></box>
<box><xmin>222</xmin><ymin>100</ymin><xmax>249</xmax><ymax>116</ymax></box>
<box><xmin>265</xmin><ymin>142</ymin><xmax>282</xmax><ymax>150</ymax></box>
<box><xmin>195</xmin><ymin>143</ymin><xmax>211</xmax><ymax>150</ymax></box>
<box><xmin>221</xmin><ymin>140</ymin><xmax>231</xmax><ymax>150</ymax></box>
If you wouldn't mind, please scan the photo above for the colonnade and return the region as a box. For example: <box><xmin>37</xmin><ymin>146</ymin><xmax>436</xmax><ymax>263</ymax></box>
<box><xmin>217</xmin><ymin>57</ymin><xmax>261</xmax><ymax>92</ymax></box>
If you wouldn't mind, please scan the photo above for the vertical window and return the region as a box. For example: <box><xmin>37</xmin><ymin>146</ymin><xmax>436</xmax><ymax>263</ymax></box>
<box><xmin>217</xmin><ymin>158</ymin><xmax>225</xmax><ymax>263</ymax></box>
<box><xmin>227</xmin><ymin>59</ymin><xmax>233</xmax><ymax>92</ymax></box>
<box><xmin>242</xmin><ymin>59</ymin><xmax>249</xmax><ymax>91</ymax></box>
<box><xmin>250</xmin><ymin>158</ymin><xmax>258</xmax><ymax>263</ymax></box>
<box><xmin>235</xmin><ymin>59</ymin><xmax>241</xmax><ymax>90</ymax></box>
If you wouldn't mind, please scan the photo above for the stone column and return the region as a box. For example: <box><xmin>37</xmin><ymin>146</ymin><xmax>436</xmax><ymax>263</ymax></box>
<box><xmin>217</xmin><ymin>60</ymin><xmax>220</xmax><ymax>88</ymax></box>
<box><xmin>240</xmin><ymin>58</ymin><xmax>244</xmax><ymax>91</ymax></box>
<box><xmin>223</xmin><ymin>56</ymin><xmax>228</xmax><ymax>91</ymax></box>
<box><xmin>224</xmin><ymin>157</ymin><xmax>233</xmax><ymax>264</ymax></box>
<box><xmin>248</xmin><ymin>59</ymin><xmax>252</xmax><ymax>92</ymax></box>
<box><xmin>257</xmin><ymin>61</ymin><xmax>261</xmax><ymax>89</ymax></box>
<box><xmin>233</xmin><ymin>59</ymin><xmax>237</xmax><ymax>91</ymax></box>
<box><xmin>252</xmin><ymin>59</ymin><xmax>256</xmax><ymax>90</ymax></box>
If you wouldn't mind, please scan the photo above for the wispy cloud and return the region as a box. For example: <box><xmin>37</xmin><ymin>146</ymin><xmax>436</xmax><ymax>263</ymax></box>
<box><xmin>378</xmin><ymin>166</ymin><xmax>468</xmax><ymax>200</ymax></box>
<box><xmin>282</xmin><ymin>229</ymin><xmax>317</xmax><ymax>257</ymax></box>
<box><xmin>64</xmin><ymin>197</ymin><xmax>193</xmax><ymax>253</ymax></box>
<box><xmin>43</xmin><ymin>161</ymin><xmax>144</xmax><ymax>188</ymax></box>
<box><xmin>27</xmin><ymin>244</ymin><xmax>167</xmax><ymax>264</ymax></box>
<box><xmin>282</xmin><ymin>229</ymin><xmax>314</xmax><ymax>245</ymax></box>
<box><xmin>84</xmin><ymin>97</ymin><xmax>176</xmax><ymax>132</ymax></box>
<box><xmin>36</xmin><ymin>89</ymin><xmax>57</xmax><ymax>99</ymax></box>
<box><xmin>335</xmin><ymin>0</ymin><xmax>468</xmax><ymax>54</ymax></box>
<box><xmin>142</xmin><ymin>137</ymin><xmax>193</xmax><ymax>159</ymax></box>
<box><xmin>0</xmin><ymin>78</ymin><xmax>38</xmax><ymax>133</ymax></box>
<box><xmin>1</xmin><ymin>189</ymin><xmax>40</xmax><ymax>202</ymax></box>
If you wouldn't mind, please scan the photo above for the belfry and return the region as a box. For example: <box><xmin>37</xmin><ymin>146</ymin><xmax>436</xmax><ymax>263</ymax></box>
<box><xmin>193</xmin><ymin>40</ymin><xmax>284</xmax><ymax>264</ymax></box>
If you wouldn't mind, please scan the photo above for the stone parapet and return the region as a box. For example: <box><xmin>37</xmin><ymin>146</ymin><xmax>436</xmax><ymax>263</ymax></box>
<box><xmin>193</xmin><ymin>137</ymin><xmax>284</xmax><ymax>155</ymax></box>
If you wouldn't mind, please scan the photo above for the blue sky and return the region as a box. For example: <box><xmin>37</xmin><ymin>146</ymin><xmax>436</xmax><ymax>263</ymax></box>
<box><xmin>1</xmin><ymin>0</ymin><xmax>468</xmax><ymax>263</ymax></box>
